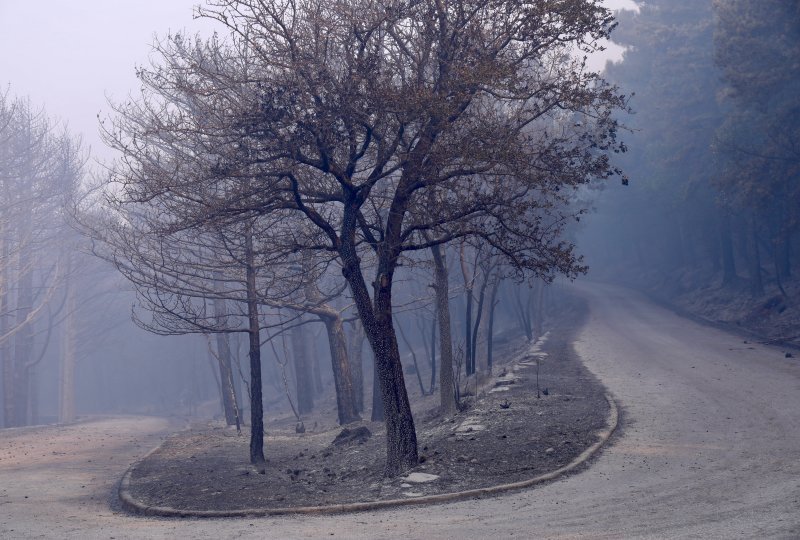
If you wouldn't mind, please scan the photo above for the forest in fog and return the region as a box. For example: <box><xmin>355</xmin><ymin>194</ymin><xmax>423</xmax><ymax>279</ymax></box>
<box><xmin>583</xmin><ymin>1</ymin><xmax>800</xmax><ymax>318</ymax></box>
<box><xmin>1</xmin><ymin>0</ymin><xmax>798</xmax><ymax>477</ymax></box>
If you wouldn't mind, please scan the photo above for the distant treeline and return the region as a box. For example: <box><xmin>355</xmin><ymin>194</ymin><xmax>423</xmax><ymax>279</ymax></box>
<box><xmin>590</xmin><ymin>0</ymin><xmax>799</xmax><ymax>297</ymax></box>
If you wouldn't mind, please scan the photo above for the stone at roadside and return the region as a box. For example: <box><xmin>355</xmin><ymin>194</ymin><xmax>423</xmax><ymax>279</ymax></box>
<box><xmin>403</xmin><ymin>472</ymin><xmax>439</xmax><ymax>483</ymax></box>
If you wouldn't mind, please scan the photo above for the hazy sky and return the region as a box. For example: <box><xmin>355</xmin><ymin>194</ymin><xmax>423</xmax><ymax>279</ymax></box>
<box><xmin>0</xmin><ymin>0</ymin><xmax>214</xmax><ymax>163</ymax></box>
<box><xmin>0</xmin><ymin>0</ymin><xmax>637</xmax><ymax>165</ymax></box>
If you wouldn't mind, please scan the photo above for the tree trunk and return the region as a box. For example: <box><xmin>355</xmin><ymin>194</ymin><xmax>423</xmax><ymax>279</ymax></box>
<box><xmin>216</xmin><ymin>333</ymin><xmax>239</xmax><ymax>427</ymax></box>
<box><xmin>320</xmin><ymin>313</ymin><xmax>360</xmax><ymax>424</ymax></box>
<box><xmin>303</xmin><ymin>278</ymin><xmax>360</xmax><ymax>423</ymax></box>
<box><xmin>339</xmin><ymin>215</ymin><xmax>417</xmax><ymax>475</ymax></box>
<box><xmin>463</xmin><ymin>290</ymin><xmax>473</xmax><ymax>375</ymax></box>
<box><xmin>775</xmin><ymin>195</ymin><xmax>792</xmax><ymax>280</ymax></box>
<box><xmin>1</xmin><ymin>229</ymin><xmax>13</xmax><ymax>428</ymax></box>
<box><xmin>430</xmin><ymin>243</ymin><xmax>456</xmax><ymax>416</ymax></box>
<box><xmin>59</xmin><ymin>260</ymin><xmax>76</xmax><ymax>424</ymax></box>
<box><xmin>310</xmin><ymin>332</ymin><xmax>324</xmax><ymax>394</ymax></box>
<box><xmin>27</xmin><ymin>364</ymin><xmax>38</xmax><ymax>426</ymax></box>
<box><xmin>370</xmin><ymin>356</ymin><xmax>384</xmax><ymax>422</ymax></box>
<box><xmin>368</xmin><ymin>307</ymin><xmax>418</xmax><ymax>474</ymax></box>
<box><xmin>769</xmin><ymin>212</ymin><xmax>791</xmax><ymax>298</ymax></box>
<box><xmin>782</xmin><ymin>238</ymin><xmax>791</xmax><ymax>280</ymax></box>
<box><xmin>748</xmin><ymin>215</ymin><xmax>764</xmax><ymax>297</ymax></box>
<box><xmin>533</xmin><ymin>280</ymin><xmax>545</xmax><ymax>340</ymax></box>
<box><xmin>777</xmin><ymin>230</ymin><xmax>791</xmax><ymax>280</ymax></box>
<box><xmin>290</xmin><ymin>318</ymin><xmax>314</xmax><ymax>416</ymax></box>
<box><xmin>245</xmin><ymin>232</ymin><xmax>265</xmax><ymax>470</ymax></box>
<box><xmin>13</xmin><ymin>258</ymin><xmax>33</xmax><ymax>426</ymax></box>
<box><xmin>459</xmin><ymin>243</ymin><xmax>476</xmax><ymax>375</ymax></box>
<box><xmin>472</xmin><ymin>270</ymin><xmax>491</xmax><ymax>373</ymax></box>
<box><xmin>429</xmin><ymin>312</ymin><xmax>436</xmax><ymax>394</ymax></box>
<box><xmin>396</xmin><ymin>318</ymin><xmax>427</xmax><ymax>395</ymax></box>
<box><xmin>212</xmin><ymin>295</ymin><xmax>239</xmax><ymax>427</ymax></box>
<box><xmin>347</xmin><ymin>321</ymin><xmax>365</xmax><ymax>412</ymax></box>
<box><xmin>511</xmin><ymin>284</ymin><xmax>533</xmax><ymax>342</ymax></box>
<box><xmin>719</xmin><ymin>210</ymin><xmax>737</xmax><ymax>286</ymax></box>
<box><xmin>486</xmin><ymin>277</ymin><xmax>500</xmax><ymax>371</ymax></box>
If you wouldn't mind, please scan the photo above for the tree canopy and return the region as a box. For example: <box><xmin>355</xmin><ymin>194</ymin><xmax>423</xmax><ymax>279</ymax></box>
<box><xmin>100</xmin><ymin>0</ymin><xmax>627</xmax><ymax>475</ymax></box>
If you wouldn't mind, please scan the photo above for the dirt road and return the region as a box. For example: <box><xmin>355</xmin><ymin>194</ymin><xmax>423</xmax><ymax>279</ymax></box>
<box><xmin>2</xmin><ymin>283</ymin><xmax>799</xmax><ymax>538</ymax></box>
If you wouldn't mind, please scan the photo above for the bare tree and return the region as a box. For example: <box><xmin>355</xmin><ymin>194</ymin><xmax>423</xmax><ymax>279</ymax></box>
<box><xmin>102</xmin><ymin>0</ymin><xmax>627</xmax><ymax>474</ymax></box>
<box><xmin>0</xmin><ymin>94</ymin><xmax>84</xmax><ymax>427</ymax></box>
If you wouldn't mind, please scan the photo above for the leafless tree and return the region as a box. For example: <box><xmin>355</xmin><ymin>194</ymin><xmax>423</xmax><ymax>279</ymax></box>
<box><xmin>0</xmin><ymin>93</ymin><xmax>84</xmax><ymax>427</ymax></box>
<box><xmin>88</xmin><ymin>174</ymin><xmax>360</xmax><ymax>466</ymax></box>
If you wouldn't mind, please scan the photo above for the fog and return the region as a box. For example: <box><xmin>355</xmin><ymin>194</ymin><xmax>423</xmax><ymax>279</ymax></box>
<box><xmin>0</xmin><ymin>0</ymin><xmax>796</xmax><ymax>484</ymax></box>
<box><xmin>578</xmin><ymin>1</ymin><xmax>799</xmax><ymax>331</ymax></box>
<box><xmin>0</xmin><ymin>0</ymin><xmax>216</xmax><ymax>164</ymax></box>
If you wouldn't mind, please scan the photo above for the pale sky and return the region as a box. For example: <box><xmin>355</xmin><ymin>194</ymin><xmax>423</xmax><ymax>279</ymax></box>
<box><xmin>0</xmin><ymin>0</ymin><xmax>214</xmax><ymax>163</ymax></box>
<box><xmin>0</xmin><ymin>0</ymin><xmax>637</xmax><ymax>165</ymax></box>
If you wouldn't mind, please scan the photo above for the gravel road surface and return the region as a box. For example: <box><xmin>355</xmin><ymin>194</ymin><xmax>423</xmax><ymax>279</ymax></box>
<box><xmin>2</xmin><ymin>282</ymin><xmax>798</xmax><ymax>538</ymax></box>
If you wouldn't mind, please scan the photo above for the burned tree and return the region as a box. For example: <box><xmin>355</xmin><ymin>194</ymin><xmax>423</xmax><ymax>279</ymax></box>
<box><xmin>0</xmin><ymin>94</ymin><xmax>84</xmax><ymax>428</ymax></box>
<box><xmin>101</xmin><ymin>0</ymin><xmax>626</xmax><ymax>475</ymax></box>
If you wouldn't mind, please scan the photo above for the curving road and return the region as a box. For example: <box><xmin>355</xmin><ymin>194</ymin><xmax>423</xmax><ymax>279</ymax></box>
<box><xmin>1</xmin><ymin>283</ymin><xmax>799</xmax><ymax>538</ymax></box>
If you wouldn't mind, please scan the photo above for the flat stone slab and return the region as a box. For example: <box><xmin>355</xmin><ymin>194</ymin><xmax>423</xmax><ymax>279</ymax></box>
<box><xmin>403</xmin><ymin>472</ymin><xmax>440</xmax><ymax>483</ymax></box>
<box><xmin>489</xmin><ymin>386</ymin><xmax>511</xmax><ymax>393</ymax></box>
<box><xmin>456</xmin><ymin>422</ymin><xmax>487</xmax><ymax>433</ymax></box>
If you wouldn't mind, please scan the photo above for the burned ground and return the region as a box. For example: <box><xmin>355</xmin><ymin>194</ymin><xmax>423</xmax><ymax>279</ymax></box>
<box><xmin>125</xmin><ymin>300</ymin><xmax>611</xmax><ymax>512</ymax></box>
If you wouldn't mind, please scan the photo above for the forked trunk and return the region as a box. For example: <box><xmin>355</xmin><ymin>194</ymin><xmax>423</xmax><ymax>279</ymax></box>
<box><xmin>340</xmin><ymin>237</ymin><xmax>417</xmax><ymax>474</ymax></box>
<box><xmin>367</xmin><ymin>307</ymin><xmax>418</xmax><ymax>475</ymax></box>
